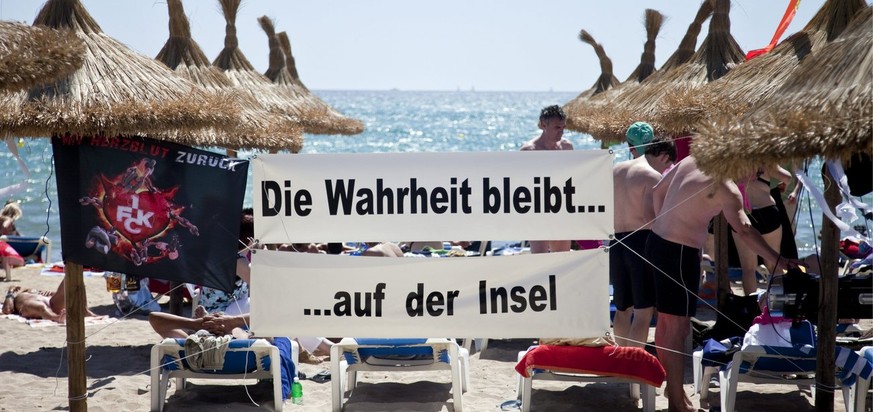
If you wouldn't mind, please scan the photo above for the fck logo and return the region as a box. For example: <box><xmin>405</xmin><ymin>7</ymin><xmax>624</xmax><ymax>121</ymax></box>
<box><xmin>116</xmin><ymin>195</ymin><xmax>154</xmax><ymax>234</ymax></box>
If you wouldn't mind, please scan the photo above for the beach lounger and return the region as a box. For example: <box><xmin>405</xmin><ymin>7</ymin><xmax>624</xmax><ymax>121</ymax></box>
<box><xmin>693</xmin><ymin>320</ymin><xmax>868</xmax><ymax>412</ymax></box>
<box><xmin>853</xmin><ymin>346</ymin><xmax>873</xmax><ymax>412</ymax></box>
<box><xmin>330</xmin><ymin>337</ymin><xmax>469</xmax><ymax>411</ymax></box>
<box><xmin>150</xmin><ymin>337</ymin><xmax>298</xmax><ymax>412</ymax></box>
<box><xmin>514</xmin><ymin>344</ymin><xmax>664</xmax><ymax>412</ymax></box>
<box><xmin>0</xmin><ymin>235</ymin><xmax>50</xmax><ymax>263</ymax></box>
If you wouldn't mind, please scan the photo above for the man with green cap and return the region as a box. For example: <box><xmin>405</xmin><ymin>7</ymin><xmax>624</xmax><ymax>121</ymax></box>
<box><xmin>625</xmin><ymin>121</ymin><xmax>654</xmax><ymax>159</ymax></box>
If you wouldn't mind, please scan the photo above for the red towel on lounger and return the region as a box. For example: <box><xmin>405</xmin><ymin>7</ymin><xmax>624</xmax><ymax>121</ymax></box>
<box><xmin>515</xmin><ymin>345</ymin><xmax>665</xmax><ymax>387</ymax></box>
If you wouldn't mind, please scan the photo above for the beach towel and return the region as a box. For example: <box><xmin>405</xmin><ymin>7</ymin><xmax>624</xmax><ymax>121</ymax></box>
<box><xmin>184</xmin><ymin>330</ymin><xmax>232</xmax><ymax>371</ymax></box>
<box><xmin>514</xmin><ymin>344</ymin><xmax>665</xmax><ymax>387</ymax></box>
<box><xmin>1</xmin><ymin>314</ymin><xmax>115</xmax><ymax>328</ymax></box>
<box><xmin>39</xmin><ymin>262</ymin><xmax>104</xmax><ymax>277</ymax></box>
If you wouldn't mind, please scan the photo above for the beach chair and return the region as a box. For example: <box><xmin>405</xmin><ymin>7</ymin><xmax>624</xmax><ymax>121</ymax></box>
<box><xmin>330</xmin><ymin>337</ymin><xmax>470</xmax><ymax>412</ymax></box>
<box><xmin>0</xmin><ymin>235</ymin><xmax>50</xmax><ymax>263</ymax></box>
<box><xmin>514</xmin><ymin>344</ymin><xmax>664</xmax><ymax>412</ymax></box>
<box><xmin>693</xmin><ymin>320</ymin><xmax>861</xmax><ymax>412</ymax></box>
<box><xmin>854</xmin><ymin>346</ymin><xmax>873</xmax><ymax>412</ymax></box>
<box><xmin>150</xmin><ymin>337</ymin><xmax>298</xmax><ymax>412</ymax></box>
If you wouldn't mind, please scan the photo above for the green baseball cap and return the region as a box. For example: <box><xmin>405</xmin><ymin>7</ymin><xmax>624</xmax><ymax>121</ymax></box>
<box><xmin>626</xmin><ymin>121</ymin><xmax>654</xmax><ymax>149</ymax></box>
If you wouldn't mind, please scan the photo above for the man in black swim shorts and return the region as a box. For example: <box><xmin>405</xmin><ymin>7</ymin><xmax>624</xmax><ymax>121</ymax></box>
<box><xmin>646</xmin><ymin>156</ymin><xmax>801</xmax><ymax>412</ymax></box>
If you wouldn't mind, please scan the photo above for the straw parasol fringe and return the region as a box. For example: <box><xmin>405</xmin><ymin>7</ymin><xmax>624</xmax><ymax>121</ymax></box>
<box><xmin>693</xmin><ymin>6</ymin><xmax>873</xmax><ymax>180</ymax></box>
<box><xmin>605</xmin><ymin>0</ymin><xmax>744</xmax><ymax>137</ymax></box>
<box><xmin>0</xmin><ymin>0</ymin><xmax>239</xmax><ymax>141</ymax></box>
<box><xmin>579</xmin><ymin>30</ymin><xmax>621</xmax><ymax>95</ymax></box>
<box><xmin>626</xmin><ymin>9</ymin><xmax>665</xmax><ymax>83</ymax></box>
<box><xmin>212</xmin><ymin>0</ymin><xmax>305</xmax><ymax>152</ymax></box>
<box><xmin>276</xmin><ymin>32</ymin><xmax>304</xmax><ymax>89</ymax></box>
<box><xmin>155</xmin><ymin>0</ymin><xmax>302</xmax><ymax>151</ymax></box>
<box><xmin>660</xmin><ymin>0</ymin><xmax>715</xmax><ymax>71</ymax></box>
<box><xmin>659</xmin><ymin>0</ymin><xmax>866</xmax><ymax>134</ymax></box>
<box><xmin>567</xmin><ymin>1</ymin><xmax>713</xmax><ymax>141</ymax></box>
<box><xmin>259</xmin><ymin>17</ymin><xmax>364</xmax><ymax>136</ymax></box>
<box><xmin>0</xmin><ymin>21</ymin><xmax>84</xmax><ymax>92</ymax></box>
<box><xmin>562</xmin><ymin>29</ymin><xmax>622</xmax><ymax>132</ymax></box>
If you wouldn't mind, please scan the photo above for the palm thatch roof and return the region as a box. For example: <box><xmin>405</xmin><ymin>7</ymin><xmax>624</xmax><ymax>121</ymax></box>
<box><xmin>658</xmin><ymin>0</ymin><xmax>867</xmax><ymax>135</ymax></box>
<box><xmin>0</xmin><ymin>21</ymin><xmax>84</xmax><ymax>92</ymax></box>
<box><xmin>693</xmin><ymin>5</ymin><xmax>873</xmax><ymax>180</ymax></box>
<box><xmin>562</xmin><ymin>29</ymin><xmax>621</xmax><ymax>132</ymax></box>
<box><xmin>0</xmin><ymin>0</ymin><xmax>238</xmax><ymax>140</ymax></box>
<box><xmin>155</xmin><ymin>0</ymin><xmax>302</xmax><ymax>151</ymax></box>
<box><xmin>614</xmin><ymin>0</ymin><xmax>745</xmax><ymax>138</ymax></box>
<box><xmin>212</xmin><ymin>0</ymin><xmax>308</xmax><ymax>152</ymax></box>
<box><xmin>259</xmin><ymin>17</ymin><xmax>364</xmax><ymax>136</ymax></box>
<box><xmin>573</xmin><ymin>1</ymin><xmax>714</xmax><ymax>143</ymax></box>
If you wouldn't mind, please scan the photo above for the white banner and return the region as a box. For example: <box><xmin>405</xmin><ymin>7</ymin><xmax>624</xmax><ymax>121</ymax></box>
<box><xmin>250</xmin><ymin>248</ymin><xmax>611</xmax><ymax>339</ymax></box>
<box><xmin>252</xmin><ymin>150</ymin><xmax>614</xmax><ymax>243</ymax></box>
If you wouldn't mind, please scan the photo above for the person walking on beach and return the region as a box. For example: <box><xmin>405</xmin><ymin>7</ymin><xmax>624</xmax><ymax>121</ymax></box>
<box><xmin>610</xmin><ymin>135</ymin><xmax>675</xmax><ymax>348</ymax></box>
<box><xmin>645</xmin><ymin>156</ymin><xmax>800</xmax><ymax>412</ymax></box>
<box><xmin>521</xmin><ymin>105</ymin><xmax>573</xmax><ymax>254</ymax></box>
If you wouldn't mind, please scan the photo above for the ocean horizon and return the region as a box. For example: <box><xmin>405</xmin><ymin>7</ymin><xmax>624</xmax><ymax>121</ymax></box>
<box><xmin>0</xmin><ymin>90</ymin><xmax>865</xmax><ymax>262</ymax></box>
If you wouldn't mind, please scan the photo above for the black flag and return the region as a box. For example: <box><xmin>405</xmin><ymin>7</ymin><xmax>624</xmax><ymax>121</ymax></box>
<box><xmin>52</xmin><ymin>134</ymin><xmax>248</xmax><ymax>292</ymax></box>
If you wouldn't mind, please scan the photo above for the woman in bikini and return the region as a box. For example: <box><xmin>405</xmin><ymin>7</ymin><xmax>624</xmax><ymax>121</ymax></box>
<box><xmin>2</xmin><ymin>278</ymin><xmax>98</xmax><ymax>322</ymax></box>
<box><xmin>734</xmin><ymin>164</ymin><xmax>793</xmax><ymax>295</ymax></box>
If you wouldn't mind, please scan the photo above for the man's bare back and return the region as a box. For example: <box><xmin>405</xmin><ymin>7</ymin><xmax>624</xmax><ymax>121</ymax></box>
<box><xmin>614</xmin><ymin>156</ymin><xmax>663</xmax><ymax>233</ymax></box>
<box><xmin>650</xmin><ymin>157</ymin><xmax>726</xmax><ymax>249</ymax></box>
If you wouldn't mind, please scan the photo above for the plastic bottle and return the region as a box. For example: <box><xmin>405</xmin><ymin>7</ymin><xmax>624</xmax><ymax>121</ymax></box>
<box><xmin>291</xmin><ymin>377</ymin><xmax>303</xmax><ymax>405</ymax></box>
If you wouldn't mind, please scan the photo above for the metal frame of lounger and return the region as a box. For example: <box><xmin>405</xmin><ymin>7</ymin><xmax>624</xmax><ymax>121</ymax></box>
<box><xmin>514</xmin><ymin>349</ymin><xmax>656</xmax><ymax>412</ymax></box>
<box><xmin>330</xmin><ymin>337</ymin><xmax>469</xmax><ymax>412</ymax></box>
<box><xmin>150</xmin><ymin>337</ymin><xmax>298</xmax><ymax>412</ymax></box>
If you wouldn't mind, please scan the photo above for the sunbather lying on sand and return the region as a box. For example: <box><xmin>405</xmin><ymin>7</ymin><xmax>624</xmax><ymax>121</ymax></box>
<box><xmin>2</xmin><ymin>278</ymin><xmax>98</xmax><ymax>323</ymax></box>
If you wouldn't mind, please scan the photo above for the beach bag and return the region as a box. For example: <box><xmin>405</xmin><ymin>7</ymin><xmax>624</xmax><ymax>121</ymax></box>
<box><xmin>709</xmin><ymin>293</ymin><xmax>761</xmax><ymax>341</ymax></box>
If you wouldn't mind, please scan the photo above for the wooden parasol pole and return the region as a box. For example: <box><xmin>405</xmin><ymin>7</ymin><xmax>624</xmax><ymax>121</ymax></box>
<box><xmin>714</xmin><ymin>213</ymin><xmax>731</xmax><ymax>303</ymax></box>
<box><xmin>64</xmin><ymin>261</ymin><xmax>87</xmax><ymax>411</ymax></box>
<box><xmin>815</xmin><ymin>165</ymin><xmax>840</xmax><ymax>412</ymax></box>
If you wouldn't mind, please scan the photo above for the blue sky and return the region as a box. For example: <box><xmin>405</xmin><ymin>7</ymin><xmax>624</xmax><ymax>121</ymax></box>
<box><xmin>1</xmin><ymin>1</ymin><xmax>832</xmax><ymax>91</ymax></box>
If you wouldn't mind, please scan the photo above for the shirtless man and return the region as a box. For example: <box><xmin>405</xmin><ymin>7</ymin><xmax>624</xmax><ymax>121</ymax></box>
<box><xmin>521</xmin><ymin>105</ymin><xmax>573</xmax><ymax>254</ymax></box>
<box><xmin>2</xmin><ymin>278</ymin><xmax>97</xmax><ymax>323</ymax></box>
<box><xmin>610</xmin><ymin>137</ymin><xmax>675</xmax><ymax>348</ymax></box>
<box><xmin>646</xmin><ymin>156</ymin><xmax>799</xmax><ymax>412</ymax></box>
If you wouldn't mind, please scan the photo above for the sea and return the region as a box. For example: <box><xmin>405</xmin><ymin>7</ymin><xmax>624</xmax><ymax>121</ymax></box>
<box><xmin>1</xmin><ymin>90</ymin><xmax>868</xmax><ymax>262</ymax></box>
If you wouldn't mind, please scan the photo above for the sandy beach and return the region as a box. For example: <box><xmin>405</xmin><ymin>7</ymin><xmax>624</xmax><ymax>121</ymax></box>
<box><xmin>0</xmin><ymin>264</ymin><xmax>867</xmax><ymax>411</ymax></box>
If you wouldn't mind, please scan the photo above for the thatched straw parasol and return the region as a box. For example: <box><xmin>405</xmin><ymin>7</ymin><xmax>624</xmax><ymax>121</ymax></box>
<box><xmin>693</xmin><ymin>5</ymin><xmax>872</xmax><ymax>180</ymax></box>
<box><xmin>277</xmin><ymin>30</ymin><xmax>364</xmax><ymax>136</ymax></box>
<box><xmin>0</xmin><ymin>21</ymin><xmax>84</xmax><ymax>93</ymax></box>
<box><xmin>0</xmin><ymin>0</ymin><xmax>238</xmax><ymax>141</ymax></box>
<box><xmin>155</xmin><ymin>0</ymin><xmax>302</xmax><ymax>152</ymax></box>
<box><xmin>658</xmin><ymin>0</ymin><xmax>867</xmax><ymax>135</ymax></box>
<box><xmin>562</xmin><ymin>29</ymin><xmax>621</xmax><ymax>132</ymax></box>
<box><xmin>625</xmin><ymin>9</ymin><xmax>666</xmax><ymax>85</ymax></box>
<box><xmin>259</xmin><ymin>17</ymin><xmax>364</xmax><ymax>136</ymax></box>
<box><xmin>565</xmin><ymin>9</ymin><xmax>665</xmax><ymax>136</ymax></box>
<box><xmin>603</xmin><ymin>0</ymin><xmax>744</xmax><ymax>139</ymax></box>
<box><xmin>576</xmin><ymin>1</ymin><xmax>714</xmax><ymax>143</ymax></box>
<box><xmin>212</xmin><ymin>0</ymin><xmax>306</xmax><ymax>152</ymax></box>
